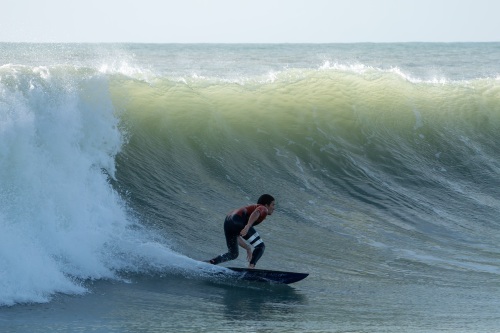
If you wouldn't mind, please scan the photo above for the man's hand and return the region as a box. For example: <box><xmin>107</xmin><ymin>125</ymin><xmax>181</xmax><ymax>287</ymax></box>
<box><xmin>240</xmin><ymin>226</ymin><xmax>250</xmax><ymax>237</ymax></box>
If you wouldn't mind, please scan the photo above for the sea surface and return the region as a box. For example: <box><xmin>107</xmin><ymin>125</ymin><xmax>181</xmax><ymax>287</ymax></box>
<box><xmin>1</xmin><ymin>43</ymin><xmax>500</xmax><ymax>332</ymax></box>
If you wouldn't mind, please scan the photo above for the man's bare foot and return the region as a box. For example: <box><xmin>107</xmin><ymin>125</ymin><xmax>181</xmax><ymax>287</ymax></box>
<box><xmin>203</xmin><ymin>259</ymin><xmax>216</xmax><ymax>265</ymax></box>
<box><xmin>248</xmin><ymin>264</ymin><xmax>255</xmax><ymax>269</ymax></box>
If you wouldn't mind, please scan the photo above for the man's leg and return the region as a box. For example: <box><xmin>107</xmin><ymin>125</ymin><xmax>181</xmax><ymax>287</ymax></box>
<box><xmin>208</xmin><ymin>217</ymin><xmax>241</xmax><ymax>264</ymax></box>
<box><xmin>242</xmin><ymin>227</ymin><xmax>265</xmax><ymax>267</ymax></box>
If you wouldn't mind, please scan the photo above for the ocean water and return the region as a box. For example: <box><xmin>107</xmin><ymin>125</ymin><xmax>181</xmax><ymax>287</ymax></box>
<box><xmin>1</xmin><ymin>43</ymin><xmax>500</xmax><ymax>332</ymax></box>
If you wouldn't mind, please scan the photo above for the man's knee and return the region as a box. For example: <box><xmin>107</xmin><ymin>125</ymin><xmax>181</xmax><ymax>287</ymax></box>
<box><xmin>228</xmin><ymin>250</ymin><xmax>239</xmax><ymax>260</ymax></box>
<box><xmin>254</xmin><ymin>242</ymin><xmax>265</xmax><ymax>251</ymax></box>
<box><xmin>254</xmin><ymin>242</ymin><xmax>265</xmax><ymax>257</ymax></box>
<box><xmin>250</xmin><ymin>242</ymin><xmax>265</xmax><ymax>265</ymax></box>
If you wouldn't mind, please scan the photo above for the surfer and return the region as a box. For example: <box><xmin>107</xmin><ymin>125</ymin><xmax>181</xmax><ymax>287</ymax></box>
<box><xmin>206</xmin><ymin>194</ymin><xmax>275</xmax><ymax>268</ymax></box>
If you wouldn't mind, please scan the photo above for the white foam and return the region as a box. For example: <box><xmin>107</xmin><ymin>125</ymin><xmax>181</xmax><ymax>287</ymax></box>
<box><xmin>0</xmin><ymin>67</ymin><xmax>192</xmax><ymax>306</ymax></box>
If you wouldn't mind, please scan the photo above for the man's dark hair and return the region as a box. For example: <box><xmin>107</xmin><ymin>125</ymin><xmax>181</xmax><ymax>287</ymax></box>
<box><xmin>257</xmin><ymin>194</ymin><xmax>275</xmax><ymax>206</ymax></box>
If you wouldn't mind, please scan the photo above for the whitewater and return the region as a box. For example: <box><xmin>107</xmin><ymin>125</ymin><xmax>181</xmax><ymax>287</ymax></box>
<box><xmin>1</xmin><ymin>43</ymin><xmax>500</xmax><ymax>332</ymax></box>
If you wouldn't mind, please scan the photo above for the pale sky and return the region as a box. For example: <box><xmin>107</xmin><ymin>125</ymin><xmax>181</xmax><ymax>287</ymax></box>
<box><xmin>2</xmin><ymin>0</ymin><xmax>499</xmax><ymax>43</ymax></box>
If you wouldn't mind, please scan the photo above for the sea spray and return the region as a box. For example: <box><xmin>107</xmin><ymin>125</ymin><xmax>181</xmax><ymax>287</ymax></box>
<box><xmin>0</xmin><ymin>65</ymin><xmax>195</xmax><ymax>306</ymax></box>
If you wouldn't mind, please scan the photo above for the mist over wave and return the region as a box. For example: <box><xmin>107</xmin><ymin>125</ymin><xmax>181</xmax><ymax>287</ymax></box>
<box><xmin>0</xmin><ymin>64</ymin><xmax>200</xmax><ymax>306</ymax></box>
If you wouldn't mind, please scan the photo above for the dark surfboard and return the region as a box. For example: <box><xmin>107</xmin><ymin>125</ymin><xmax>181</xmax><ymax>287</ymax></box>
<box><xmin>226</xmin><ymin>267</ymin><xmax>308</xmax><ymax>284</ymax></box>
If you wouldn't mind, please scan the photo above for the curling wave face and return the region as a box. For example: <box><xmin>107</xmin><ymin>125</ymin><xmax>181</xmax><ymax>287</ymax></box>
<box><xmin>2</xmin><ymin>43</ymin><xmax>500</xmax><ymax>307</ymax></box>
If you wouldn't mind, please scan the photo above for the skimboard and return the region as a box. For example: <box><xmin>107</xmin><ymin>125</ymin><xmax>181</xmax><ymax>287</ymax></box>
<box><xmin>226</xmin><ymin>267</ymin><xmax>308</xmax><ymax>284</ymax></box>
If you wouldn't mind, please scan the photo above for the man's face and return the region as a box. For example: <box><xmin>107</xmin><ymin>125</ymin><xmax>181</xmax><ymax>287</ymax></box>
<box><xmin>266</xmin><ymin>201</ymin><xmax>275</xmax><ymax>215</ymax></box>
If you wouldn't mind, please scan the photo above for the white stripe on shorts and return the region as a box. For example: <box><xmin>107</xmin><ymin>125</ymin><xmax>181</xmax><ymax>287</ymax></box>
<box><xmin>251</xmin><ymin>238</ymin><xmax>263</xmax><ymax>247</ymax></box>
<box><xmin>247</xmin><ymin>234</ymin><xmax>259</xmax><ymax>243</ymax></box>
